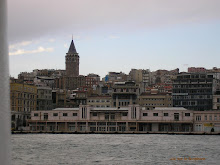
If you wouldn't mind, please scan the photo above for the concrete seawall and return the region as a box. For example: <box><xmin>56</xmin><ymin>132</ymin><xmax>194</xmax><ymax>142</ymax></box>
<box><xmin>12</xmin><ymin>131</ymin><xmax>220</xmax><ymax>135</ymax></box>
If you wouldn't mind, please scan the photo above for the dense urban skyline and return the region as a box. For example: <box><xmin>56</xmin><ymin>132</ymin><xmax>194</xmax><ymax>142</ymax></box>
<box><xmin>8</xmin><ymin>0</ymin><xmax>220</xmax><ymax>78</ymax></box>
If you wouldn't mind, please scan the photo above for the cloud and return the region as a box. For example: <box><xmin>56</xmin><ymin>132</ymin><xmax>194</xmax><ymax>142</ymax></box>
<box><xmin>9</xmin><ymin>47</ymin><xmax>54</xmax><ymax>56</ymax></box>
<box><xmin>8</xmin><ymin>0</ymin><xmax>220</xmax><ymax>42</ymax></box>
<box><xmin>9</xmin><ymin>41</ymin><xmax>32</xmax><ymax>49</ymax></box>
<box><xmin>49</xmin><ymin>39</ymin><xmax>55</xmax><ymax>42</ymax></box>
<box><xmin>109</xmin><ymin>35</ymin><xmax>120</xmax><ymax>39</ymax></box>
<box><xmin>64</xmin><ymin>44</ymin><xmax>68</xmax><ymax>48</ymax></box>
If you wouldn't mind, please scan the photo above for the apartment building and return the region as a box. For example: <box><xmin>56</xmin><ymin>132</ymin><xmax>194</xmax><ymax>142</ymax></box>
<box><xmin>112</xmin><ymin>81</ymin><xmax>139</xmax><ymax>107</ymax></box>
<box><xmin>10</xmin><ymin>83</ymin><xmax>37</xmax><ymax>112</ymax></box>
<box><xmin>10</xmin><ymin>83</ymin><xmax>37</xmax><ymax>130</ymax></box>
<box><xmin>37</xmin><ymin>86</ymin><xmax>53</xmax><ymax>110</ymax></box>
<box><xmin>172</xmin><ymin>73</ymin><xmax>220</xmax><ymax>111</ymax></box>
<box><xmin>138</xmin><ymin>89</ymin><xmax>172</xmax><ymax>110</ymax></box>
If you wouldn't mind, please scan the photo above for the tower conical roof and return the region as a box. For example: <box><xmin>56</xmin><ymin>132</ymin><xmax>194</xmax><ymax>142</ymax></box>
<box><xmin>68</xmin><ymin>40</ymin><xmax>77</xmax><ymax>54</ymax></box>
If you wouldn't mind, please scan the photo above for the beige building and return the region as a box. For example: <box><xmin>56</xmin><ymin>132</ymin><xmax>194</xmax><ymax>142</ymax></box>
<box><xmin>10</xmin><ymin>83</ymin><xmax>37</xmax><ymax>130</ymax></box>
<box><xmin>194</xmin><ymin>111</ymin><xmax>220</xmax><ymax>132</ymax></box>
<box><xmin>10</xmin><ymin>83</ymin><xmax>37</xmax><ymax>112</ymax></box>
<box><xmin>138</xmin><ymin>89</ymin><xmax>172</xmax><ymax>110</ymax></box>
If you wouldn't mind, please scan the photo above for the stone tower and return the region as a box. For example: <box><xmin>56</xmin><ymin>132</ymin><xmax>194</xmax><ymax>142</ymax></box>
<box><xmin>65</xmin><ymin>40</ymin><xmax>79</xmax><ymax>77</ymax></box>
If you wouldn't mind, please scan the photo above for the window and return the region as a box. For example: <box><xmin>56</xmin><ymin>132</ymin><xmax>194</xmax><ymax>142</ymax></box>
<box><xmin>34</xmin><ymin>113</ymin><xmax>38</xmax><ymax>117</ymax></box>
<box><xmin>185</xmin><ymin>113</ymin><xmax>190</xmax><ymax>116</ymax></box>
<box><xmin>196</xmin><ymin>115</ymin><xmax>201</xmax><ymax>121</ymax></box>
<box><xmin>63</xmin><ymin>113</ymin><xmax>68</xmax><ymax>116</ymax></box>
<box><xmin>73</xmin><ymin>113</ymin><xmax>77</xmax><ymax>116</ymax></box>
<box><xmin>105</xmin><ymin>113</ymin><xmax>109</xmax><ymax>120</ymax></box>
<box><xmin>164</xmin><ymin>113</ymin><xmax>169</xmax><ymax>116</ymax></box>
<box><xmin>44</xmin><ymin>113</ymin><xmax>48</xmax><ymax>120</ymax></box>
<box><xmin>174</xmin><ymin>113</ymin><xmax>179</xmax><ymax>121</ymax></box>
<box><xmin>122</xmin><ymin>112</ymin><xmax>127</xmax><ymax>116</ymax></box>
<box><xmin>209</xmin><ymin>115</ymin><xmax>212</xmax><ymax>121</ymax></box>
<box><xmin>53</xmin><ymin>113</ymin><xmax>58</xmax><ymax>116</ymax></box>
<box><xmin>92</xmin><ymin>113</ymin><xmax>98</xmax><ymax>116</ymax></box>
<box><xmin>205</xmin><ymin>115</ymin><xmax>207</xmax><ymax>120</ymax></box>
<box><xmin>110</xmin><ymin>114</ymin><xmax>115</xmax><ymax>120</ymax></box>
<box><xmin>153</xmin><ymin>113</ymin><xmax>158</xmax><ymax>116</ymax></box>
<box><xmin>143</xmin><ymin>113</ymin><xmax>148</xmax><ymax>116</ymax></box>
<box><xmin>214</xmin><ymin>115</ymin><xmax>217</xmax><ymax>121</ymax></box>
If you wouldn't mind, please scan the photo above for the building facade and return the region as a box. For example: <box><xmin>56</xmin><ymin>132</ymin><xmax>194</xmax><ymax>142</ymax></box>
<box><xmin>28</xmin><ymin>106</ymin><xmax>220</xmax><ymax>133</ymax></box>
<box><xmin>28</xmin><ymin>106</ymin><xmax>194</xmax><ymax>133</ymax></box>
<box><xmin>37</xmin><ymin>86</ymin><xmax>53</xmax><ymax>110</ymax></box>
<box><xmin>138</xmin><ymin>89</ymin><xmax>172</xmax><ymax>110</ymax></box>
<box><xmin>172</xmin><ymin>73</ymin><xmax>220</xmax><ymax>111</ymax></box>
<box><xmin>112</xmin><ymin>81</ymin><xmax>139</xmax><ymax>107</ymax></box>
<box><xmin>10</xmin><ymin>83</ymin><xmax>37</xmax><ymax>130</ymax></box>
<box><xmin>65</xmin><ymin>76</ymin><xmax>86</xmax><ymax>90</ymax></box>
<box><xmin>10</xmin><ymin>83</ymin><xmax>37</xmax><ymax>112</ymax></box>
<box><xmin>194</xmin><ymin>111</ymin><xmax>220</xmax><ymax>132</ymax></box>
<box><xmin>87</xmin><ymin>95</ymin><xmax>112</xmax><ymax>108</ymax></box>
<box><xmin>213</xmin><ymin>92</ymin><xmax>220</xmax><ymax>110</ymax></box>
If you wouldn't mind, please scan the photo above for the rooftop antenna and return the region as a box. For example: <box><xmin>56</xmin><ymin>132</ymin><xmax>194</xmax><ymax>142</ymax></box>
<box><xmin>72</xmin><ymin>34</ymin><xmax>73</xmax><ymax>40</ymax></box>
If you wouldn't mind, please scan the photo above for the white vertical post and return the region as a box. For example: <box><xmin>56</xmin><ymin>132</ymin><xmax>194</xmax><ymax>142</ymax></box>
<box><xmin>0</xmin><ymin>0</ymin><xmax>11</xmax><ymax>164</ymax></box>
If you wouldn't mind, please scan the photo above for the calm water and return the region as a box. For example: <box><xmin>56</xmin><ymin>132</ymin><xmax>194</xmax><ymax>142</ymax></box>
<box><xmin>12</xmin><ymin>134</ymin><xmax>220</xmax><ymax>165</ymax></box>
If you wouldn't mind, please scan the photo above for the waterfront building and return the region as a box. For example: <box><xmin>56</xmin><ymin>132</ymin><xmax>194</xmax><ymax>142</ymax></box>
<box><xmin>28</xmin><ymin>106</ymin><xmax>195</xmax><ymax>133</ymax></box>
<box><xmin>27</xmin><ymin>105</ymin><xmax>220</xmax><ymax>133</ymax></box>
<box><xmin>10</xmin><ymin>83</ymin><xmax>37</xmax><ymax>130</ymax></box>
<box><xmin>172</xmin><ymin>73</ymin><xmax>220</xmax><ymax>111</ymax></box>
<box><xmin>194</xmin><ymin>111</ymin><xmax>220</xmax><ymax>132</ymax></box>
<box><xmin>11</xmin><ymin>111</ymin><xmax>29</xmax><ymax>131</ymax></box>
<box><xmin>138</xmin><ymin>89</ymin><xmax>172</xmax><ymax>110</ymax></box>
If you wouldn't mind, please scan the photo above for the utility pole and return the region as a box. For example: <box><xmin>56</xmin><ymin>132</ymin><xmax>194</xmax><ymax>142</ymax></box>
<box><xmin>0</xmin><ymin>0</ymin><xmax>11</xmax><ymax>164</ymax></box>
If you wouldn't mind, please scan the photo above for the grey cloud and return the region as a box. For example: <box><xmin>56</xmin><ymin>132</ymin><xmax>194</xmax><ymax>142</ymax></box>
<box><xmin>8</xmin><ymin>0</ymin><xmax>220</xmax><ymax>43</ymax></box>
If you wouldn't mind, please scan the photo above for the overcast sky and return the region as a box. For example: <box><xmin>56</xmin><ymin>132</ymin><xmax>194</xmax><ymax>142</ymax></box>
<box><xmin>8</xmin><ymin>0</ymin><xmax>220</xmax><ymax>78</ymax></box>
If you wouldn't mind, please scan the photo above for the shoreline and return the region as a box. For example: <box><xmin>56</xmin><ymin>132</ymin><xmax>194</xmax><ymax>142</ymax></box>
<box><xmin>11</xmin><ymin>131</ymin><xmax>220</xmax><ymax>135</ymax></box>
